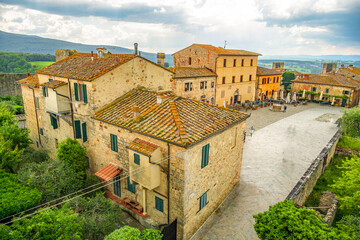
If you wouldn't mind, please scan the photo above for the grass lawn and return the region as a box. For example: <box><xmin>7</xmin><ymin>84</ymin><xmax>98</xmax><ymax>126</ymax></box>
<box><xmin>337</xmin><ymin>136</ymin><xmax>360</xmax><ymax>151</ymax></box>
<box><xmin>30</xmin><ymin>61</ymin><xmax>54</xmax><ymax>70</ymax></box>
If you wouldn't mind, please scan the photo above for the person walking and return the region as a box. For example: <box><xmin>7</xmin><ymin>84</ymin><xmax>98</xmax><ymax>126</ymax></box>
<box><xmin>284</xmin><ymin>105</ymin><xmax>287</xmax><ymax>113</ymax></box>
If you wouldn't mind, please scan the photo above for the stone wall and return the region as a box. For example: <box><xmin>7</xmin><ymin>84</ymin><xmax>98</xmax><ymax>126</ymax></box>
<box><xmin>286</xmin><ymin>129</ymin><xmax>341</xmax><ymax>205</ymax></box>
<box><xmin>0</xmin><ymin>73</ymin><xmax>25</xmax><ymax>96</ymax></box>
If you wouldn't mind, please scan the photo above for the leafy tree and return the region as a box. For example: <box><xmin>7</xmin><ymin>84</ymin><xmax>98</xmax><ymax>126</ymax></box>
<box><xmin>0</xmin><ymin>137</ymin><xmax>23</xmax><ymax>173</ymax></box>
<box><xmin>20</xmin><ymin>148</ymin><xmax>50</xmax><ymax>165</ymax></box>
<box><xmin>65</xmin><ymin>193</ymin><xmax>124</xmax><ymax>240</ymax></box>
<box><xmin>105</xmin><ymin>226</ymin><xmax>163</xmax><ymax>240</ymax></box>
<box><xmin>281</xmin><ymin>72</ymin><xmax>295</xmax><ymax>92</ymax></box>
<box><xmin>104</xmin><ymin>226</ymin><xmax>141</xmax><ymax>240</ymax></box>
<box><xmin>18</xmin><ymin>161</ymin><xmax>84</xmax><ymax>202</ymax></box>
<box><xmin>0</xmin><ymin>103</ymin><xmax>17</xmax><ymax>126</ymax></box>
<box><xmin>337</xmin><ymin>215</ymin><xmax>360</xmax><ymax>240</ymax></box>
<box><xmin>253</xmin><ymin>200</ymin><xmax>351</xmax><ymax>240</ymax></box>
<box><xmin>0</xmin><ymin>124</ymin><xmax>31</xmax><ymax>150</ymax></box>
<box><xmin>8</xmin><ymin>207</ymin><xmax>84</xmax><ymax>240</ymax></box>
<box><xmin>332</xmin><ymin>155</ymin><xmax>360</xmax><ymax>215</ymax></box>
<box><xmin>0</xmin><ymin>171</ymin><xmax>42</xmax><ymax>219</ymax></box>
<box><xmin>341</xmin><ymin>108</ymin><xmax>360</xmax><ymax>137</ymax></box>
<box><xmin>56</xmin><ymin>138</ymin><xmax>88</xmax><ymax>176</ymax></box>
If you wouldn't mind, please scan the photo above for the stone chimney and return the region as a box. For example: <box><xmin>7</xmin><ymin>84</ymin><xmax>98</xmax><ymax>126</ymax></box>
<box><xmin>157</xmin><ymin>53</ymin><xmax>165</xmax><ymax>67</ymax></box>
<box><xmin>55</xmin><ymin>49</ymin><xmax>77</xmax><ymax>62</ymax></box>
<box><xmin>303</xmin><ymin>74</ymin><xmax>310</xmax><ymax>80</ymax></box>
<box><xmin>134</xmin><ymin>43</ymin><xmax>138</xmax><ymax>55</ymax></box>
<box><xmin>133</xmin><ymin>106</ymin><xmax>140</xmax><ymax>121</ymax></box>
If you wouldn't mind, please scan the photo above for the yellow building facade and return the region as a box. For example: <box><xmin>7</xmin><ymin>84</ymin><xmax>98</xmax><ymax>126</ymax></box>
<box><xmin>256</xmin><ymin>66</ymin><xmax>282</xmax><ymax>100</ymax></box>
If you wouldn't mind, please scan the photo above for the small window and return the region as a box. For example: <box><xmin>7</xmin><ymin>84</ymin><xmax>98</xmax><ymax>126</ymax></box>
<box><xmin>200</xmin><ymin>81</ymin><xmax>204</xmax><ymax>90</ymax></box>
<box><xmin>190</xmin><ymin>82</ymin><xmax>193</xmax><ymax>91</ymax></box>
<box><xmin>211</xmin><ymin>82</ymin><xmax>214</xmax><ymax>88</ymax></box>
<box><xmin>110</xmin><ymin>134</ymin><xmax>118</xmax><ymax>152</ymax></box>
<box><xmin>233</xmin><ymin>59</ymin><xmax>236</xmax><ymax>67</ymax></box>
<box><xmin>222</xmin><ymin>77</ymin><xmax>225</xmax><ymax>84</ymax></box>
<box><xmin>326</xmin><ymin>89</ymin><xmax>329</xmax><ymax>93</ymax></box>
<box><xmin>267</xmin><ymin>78</ymin><xmax>270</xmax><ymax>84</ymax></box>
<box><xmin>343</xmin><ymin>90</ymin><xmax>350</xmax><ymax>95</ymax></box>
<box><xmin>155</xmin><ymin>196</ymin><xmax>164</xmax><ymax>212</ymax></box>
<box><xmin>241</xmin><ymin>59</ymin><xmax>244</xmax><ymax>66</ymax></box>
<box><xmin>35</xmin><ymin>97</ymin><xmax>40</xmax><ymax>109</ymax></box>
<box><xmin>240</xmin><ymin>75</ymin><xmax>243</xmax><ymax>82</ymax></box>
<box><xmin>250</xmin><ymin>59</ymin><xmax>253</xmax><ymax>66</ymax></box>
<box><xmin>249</xmin><ymin>75</ymin><xmax>252</xmax><ymax>81</ymax></box>
<box><xmin>42</xmin><ymin>86</ymin><xmax>48</xmax><ymax>97</ymax></box>
<box><xmin>49</xmin><ymin>78</ymin><xmax>53</xmax><ymax>82</ymax></box>
<box><xmin>277</xmin><ymin>77</ymin><xmax>279</xmax><ymax>82</ymax></box>
<box><xmin>232</xmin><ymin>76</ymin><xmax>235</xmax><ymax>83</ymax></box>
<box><xmin>40</xmin><ymin>128</ymin><xmax>44</xmax><ymax>136</ymax></box>
<box><xmin>201</xmin><ymin>144</ymin><xmax>209</xmax><ymax>168</ymax></box>
<box><xmin>273</xmin><ymin>77</ymin><xmax>276</xmax><ymax>82</ymax></box>
<box><xmin>75</xmin><ymin>120</ymin><xmax>81</xmax><ymax>139</ymax></box>
<box><xmin>185</xmin><ymin>83</ymin><xmax>190</xmax><ymax>92</ymax></box>
<box><xmin>205</xmin><ymin>81</ymin><xmax>207</xmax><ymax>89</ymax></box>
<box><xmin>189</xmin><ymin>57</ymin><xmax>192</xmax><ymax>65</ymax></box>
<box><xmin>74</xmin><ymin>83</ymin><xmax>87</xmax><ymax>103</ymax></box>
<box><xmin>311</xmin><ymin>87</ymin><xmax>317</xmax><ymax>92</ymax></box>
<box><xmin>134</xmin><ymin>153</ymin><xmax>140</xmax><ymax>165</ymax></box>
<box><xmin>223</xmin><ymin>59</ymin><xmax>226</xmax><ymax>67</ymax></box>
<box><xmin>50</xmin><ymin>115</ymin><xmax>58</xmax><ymax>129</ymax></box>
<box><xmin>199</xmin><ymin>192</ymin><xmax>208</xmax><ymax>210</ymax></box>
<box><xmin>127</xmin><ymin>177</ymin><xmax>136</xmax><ymax>193</ymax></box>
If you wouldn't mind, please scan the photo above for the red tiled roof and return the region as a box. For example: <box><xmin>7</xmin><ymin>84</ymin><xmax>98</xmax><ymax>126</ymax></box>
<box><xmin>17</xmin><ymin>74</ymin><xmax>39</xmax><ymax>88</ymax></box>
<box><xmin>36</xmin><ymin>53</ymin><xmax>137</xmax><ymax>81</ymax></box>
<box><xmin>127</xmin><ymin>138</ymin><xmax>159</xmax><ymax>156</ymax></box>
<box><xmin>193</xmin><ymin>44</ymin><xmax>261</xmax><ymax>56</ymax></box>
<box><xmin>173</xmin><ymin>67</ymin><xmax>216</xmax><ymax>78</ymax></box>
<box><xmin>95</xmin><ymin>164</ymin><xmax>122</xmax><ymax>181</ymax></box>
<box><xmin>94</xmin><ymin>89</ymin><xmax>249</xmax><ymax>148</ymax></box>
<box><xmin>257</xmin><ymin>66</ymin><xmax>282</xmax><ymax>76</ymax></box>
<box><xmin>40</xmin><ymin>80</ymin><xmax>67</xmax><ymax>89</ymax></box>
<box><xmin>292</xmin><ymin>74</ymin><xmax>360</xmax><ymax>88</ymax></box>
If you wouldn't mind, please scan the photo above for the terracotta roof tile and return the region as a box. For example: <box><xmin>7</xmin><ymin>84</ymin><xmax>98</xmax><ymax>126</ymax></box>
<box><xmin>194</xmin><ymin>44</ymin><xmax>261</xmax><ymax>56</ymax></box>
<box><xmin>293</xmin><ymin>74</ymin><xmax>360</xmax><ymax>88</ymax></box>
<box><xmin>95</xmin><ymin>164</ymin><xmax>122</xmax><ymax>181</ymax></box>
<box><xmin>127</xmin><ymin>138</ymin><xmax>159</xmax><ymax>156</ymax></box>
<box><xmin>173</xmin><ymin>67</ymin><xmax>216</xmax><ymax>78</ymax></box>
<box><xmin>40</xmin><ymin>80</ymin><xmax>67</xmax><ymax>89</ymax></box>
<box><xmin>37</xmin><ymin>53</ymin><xmax>137</xmax><ymax>81</ymax></box>
<box><xmin>94</xmin><ymin>89</ymin><xmax>249</xmax><ymax>147</ymax></box>
<box><xmin>17</xmin><ymin>74</ymin><xmax>39</xmax><ymax>88</ymax></box>
<box><xmin>257</xmin><ymin>66</ymin><xmax>282</xmax><ymax>76</ymax></box>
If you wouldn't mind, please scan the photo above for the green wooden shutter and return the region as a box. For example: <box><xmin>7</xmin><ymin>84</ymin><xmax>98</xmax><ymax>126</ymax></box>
<box><xmin>110</xmin><ymin>134</ymin><xmax>118</xmax><ymax>152</ymax></box>
<box><xmin>113</xmin><ymin>175</ymin><xmax>121</xmax><ymax>197</ymax></box>
<box><xmin>155</xmin><ymin>196</ymin><xmax>164</xmax><ymax>212</ymax></box>
<box><xmin>134</xmin><ymin>153</ymin><xmax>140</xmax><ymax>165</ymax></box>
<box><xmin>49</xmin><ymin>78</ymin><xmax>53</xmax><ymax>81</ymax></box>
<box><xmin>205</xmin><ymin>144</ymin><xmax>209</xmax><ymax>166</ymax></box>
<box><xmin>74</xmin><ymin>120</ymin><xmax>81</xmax><ymax>139</ymax></box>
<box><xmin>190</xmin><ymin>83</ymin><xmax>193</xmax><ymax>91</ymax></box>
<box><xmin>201</xmin><ymin>144</ymin><xmax>209</xmax><ymax>168</ymax></box>
<box><xmin>82</xmin><ymin>84</ymin><xmax>87</xmax><ymax>103</ymax></box>
<box><xmin>53</xmin><ymin>116</ymin><xmax>58</xmax><ymax>129</ymax></box>
<box><xmin>74</xmin><ymin>83</ymin><xmax>79</xmax><ymax>101</ymax></box>
<box><xmin>82</xmin><ymin>122</ymin><xmax>87</xmax><ymax>142</ymax></box>
<box><xmin>127</xmin><ymin>177</ymin><xmax>135</xmax><ymax>193</ymax></box>
<box><xmin>42</xmin><ymin>87</ymin><xmax>46</xmax><ymax>97</ymax></box>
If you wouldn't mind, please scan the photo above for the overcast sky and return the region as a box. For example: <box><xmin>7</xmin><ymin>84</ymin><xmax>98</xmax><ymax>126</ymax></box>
<box><xmin>0</xmin><ymin>0</ymin><xmax>359</xmax><ymax>56</ymax></box>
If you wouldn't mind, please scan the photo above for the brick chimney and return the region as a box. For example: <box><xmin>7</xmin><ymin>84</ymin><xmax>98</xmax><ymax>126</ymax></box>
<box><xmin>157</xmin><ymin>53</ymin><xmax>165</xmax><ymax>67</ymax></box>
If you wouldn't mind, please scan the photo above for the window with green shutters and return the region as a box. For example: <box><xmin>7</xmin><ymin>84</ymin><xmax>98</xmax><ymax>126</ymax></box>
<box><xmin>50</xmin><ymin>115</ymin><xmax>58</xmax><ymax>129</ymax></box>
<box><xmin>155</xmin><ymin>196</ymin><xmax>164</xmax><ymax>212</ymax></box>
<box><xmin>127</xmin><ymin>177</ymin><xmax>135</xmax><ymax>193</ymax></box>
<box><xmin>113</xmin><ymin>175</ymin><xmax>121</xmax><ymax>197</ymax></box>
<box><xmin>201</xmin><ymin>144</ymin><xmax>210</xmax><ymax>168</ymax></box>
<box><xmin>110</xmin><ymin>134</ymin><xmax>118</xmax><ymax>152</ymax></box>
<box><xmin>199</xmin><ymin>192</ymin><xmax>208</xmax><ymax>210</ymax></box>
<box><xmin>82</xmin><ymin>122</ymin><xmax>87</xmax><ymax>142</ymax></box>
<box><xmin>40</xmin><ymin>128</ymin><xmax>44</xmax><ymax>135</ymax></box>
<box><xmin>82</xmin><ymin>84</ymin><xmax>87</xmax><ymax>103</ymax></box>
<box><xmin>134</xmin><ymin>153</ymin><xmax>140</xmax><ymax>165</ymax></box>
<box><xmin>74</xmin><ymin>83</ymin><xmax>79</xmax><ymax>101</ymax></box>
<box><xmin>49</xmin><ymin>78</ymin><xmax>53</xmax><ymax>81</ymax></box>
<box><xmin>74</xmin><ymin>120</ymin><xmax>81</xmax><ymax>139</ymax></box>
<box><xmin>42</xmin><ymin>86</ymin><xmax>48</xmax><ymax>97</ymax></box>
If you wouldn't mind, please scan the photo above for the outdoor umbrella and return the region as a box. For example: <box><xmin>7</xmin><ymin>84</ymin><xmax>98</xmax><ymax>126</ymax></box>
<box><xmin>286</xmin><ymin>93</ymin><xmax>291</xmax><ymax>103</ymax></box>
<box><xmin>319</xmin><ymin>91</ymin><xmax>323</xmax><ymax>101</ymax></box>
<box><xmin>292</xmin><ymin>92</ymin><xmax>297</xmax><ymax>102</ymax></box>
<box><xmin>302</xmin><ymin>89</ymin><xmax>306</xmax><ymax>98</ymax></box>
<box><xmin>274</xmin><ymin>91</ymin><xmax>278</xmax><ymax>100</ymax></box>
<box><xmin>332</xmin><ymin>97</ymin><xmax>335</xmax><ymax>105</ymax></box>
<box><xmin>280</xmin><ymin>90</ymin><xmax>284</xmax><ymax>99</ymax></box>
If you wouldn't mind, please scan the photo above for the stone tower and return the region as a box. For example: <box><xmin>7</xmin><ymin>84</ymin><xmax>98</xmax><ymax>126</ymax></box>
<box><xmin>322</xmin><ymin>63</ymin><xmax>337</xmax><ymax>74</ymax></box>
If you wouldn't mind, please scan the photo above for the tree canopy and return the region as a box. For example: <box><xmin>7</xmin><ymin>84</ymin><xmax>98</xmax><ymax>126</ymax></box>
<box><xmin>105</xmin><ymin>226</ymin><xmax>163</xmax><ymax>240</ymax></box>
<box><xmin>341</xmin><ymin>108</ymin><xmax>360</xmax><ymax>137</ymax></box>
<box><xmin>281</xmin><ymin>72</ymin><xmax>295</xmax><ymax>92</ymax></box>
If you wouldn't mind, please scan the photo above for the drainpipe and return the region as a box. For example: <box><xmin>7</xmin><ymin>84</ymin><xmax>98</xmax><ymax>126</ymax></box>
<box><xmin>32</xmin><ymin>87</ymin><xmax>41</xmax><ymax>146</ymax></box>
<box><xmin>214</xmin><ymin>56</ymin><xmax>218</xmax><ymax>106</ymax></box>
<box><xmin>66</xmin><ymin>78</ymin><xmax>76</xmax><ymax>138</ymax></box>
<box><xmin>167</xmin><ymin>142</ymin><xmax>171</xmax><ymax>224</ymax></box>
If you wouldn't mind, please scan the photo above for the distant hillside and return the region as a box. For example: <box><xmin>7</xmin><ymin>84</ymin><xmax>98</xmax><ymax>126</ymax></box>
<box><xmin>0</xmin><ymin>30</ymin><xmax>173</xmax><ymax>65</ymax></box>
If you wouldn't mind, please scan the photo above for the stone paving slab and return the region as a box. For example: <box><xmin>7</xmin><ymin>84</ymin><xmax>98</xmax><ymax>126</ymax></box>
<box><xmin>191</xmin><ymin>106</ymin><xmax>342</xmax><ymax>240</ymax></box>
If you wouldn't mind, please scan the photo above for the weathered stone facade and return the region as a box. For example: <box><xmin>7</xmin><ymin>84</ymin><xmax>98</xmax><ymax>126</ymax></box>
<box><xmin>0</xmin><ymin>73</ymin><xmax>24</xmax><ymax>96</ymax></box>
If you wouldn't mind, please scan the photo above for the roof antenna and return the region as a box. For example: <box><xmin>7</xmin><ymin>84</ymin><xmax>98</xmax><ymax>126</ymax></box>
<box><xmin>224</xmin><ymin>40</ymin><xmax>227</xmax><ymax>49</ymax></box>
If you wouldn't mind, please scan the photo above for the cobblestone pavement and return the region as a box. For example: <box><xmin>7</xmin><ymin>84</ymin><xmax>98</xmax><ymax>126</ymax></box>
<box><xmin>191</xmin><ymin>106</ymin><xmax>343</xmax><ymax>240</ymax></box>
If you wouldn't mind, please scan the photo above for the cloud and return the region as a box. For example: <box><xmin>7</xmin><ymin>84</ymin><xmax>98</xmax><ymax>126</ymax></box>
<box><xmin>0</xmin><ymin>0</ymin><xmax>187</xmax><ymax>24</ymax></box>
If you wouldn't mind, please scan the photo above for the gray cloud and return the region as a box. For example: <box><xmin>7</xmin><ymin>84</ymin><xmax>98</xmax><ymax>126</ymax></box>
<box><xmin>0</xmin><ymin>0</ymin><xmax>187</xmax><ymax>24</ymax></box>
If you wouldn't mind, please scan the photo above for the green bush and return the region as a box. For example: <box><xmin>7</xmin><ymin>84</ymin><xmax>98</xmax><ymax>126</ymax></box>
<box><xmin>337</xmin><ymin>136</ymin><xmax>360</xmax><ymax>151</ymax></box>
<box><xmin>341</xmin><ymin>108</ymin><xmax>360</xmax><ymax>137</ymax></box>
<box><xmin>56</xmin><ymin>138</ymin><xmax>88</xmax><ymax>176</ymax></box>
<box><xmin>18</xmin><ymin>161</ymin><xmax>84</xmax><ymax>202</ymax></box>
<box><xmin>337</xmin><ymin>215</ymin><xmax>360</xmax><ymax>239</ymax></box>
<box><xmin>105</xmin><ymin>226</ymin><xmax>141</xmax><ymax>240</ymax></box>
<box><xmin>0</xmin><ymin>171</ymin><xmax>42</xmax><ymax>219</ymax></box>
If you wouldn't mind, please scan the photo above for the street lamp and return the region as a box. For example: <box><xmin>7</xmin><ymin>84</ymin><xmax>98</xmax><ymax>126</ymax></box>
<box><xmin>250</xmin><ymin>126</ymin><xmax>255</xmax><ymax>136</ymax></box>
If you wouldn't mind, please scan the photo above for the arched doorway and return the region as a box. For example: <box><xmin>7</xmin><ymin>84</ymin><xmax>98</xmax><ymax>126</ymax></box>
<box><xmin>234</xmin><ymin>90</ymin><xmax>240</xmax><ymax>104</ymax></box>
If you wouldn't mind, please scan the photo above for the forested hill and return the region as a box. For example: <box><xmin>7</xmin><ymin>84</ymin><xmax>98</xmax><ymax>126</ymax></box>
<box><xmin>0</xmin><ymin>30</ymin><xmax>173</xmax><ymax>65</ymax></box>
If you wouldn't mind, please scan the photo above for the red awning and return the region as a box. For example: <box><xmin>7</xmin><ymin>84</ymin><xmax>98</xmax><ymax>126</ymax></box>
<box><xmin>95</xmin><ymin>164</ymin><xmax>122</xmax><ymax>181</ymax></box>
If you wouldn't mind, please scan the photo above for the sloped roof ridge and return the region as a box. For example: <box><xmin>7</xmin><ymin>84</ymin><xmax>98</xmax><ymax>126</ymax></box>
<box><xmin>168</xmin><ymin>99</ymin><xmax>189</xmax><ymax>145</ymax></box>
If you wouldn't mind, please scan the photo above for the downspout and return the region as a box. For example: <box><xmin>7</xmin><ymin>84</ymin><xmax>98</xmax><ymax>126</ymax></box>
<box><xmin>32</xmin><ymin>87</ymin><xmax>41</xmax><ymax>146</ymax></box>
<box><xmin>214</xmin><ymin>55</ymin><xmax>218</xmax><ymax>105</ymax></box>
<box><xmin>66</xmin><ymin>78</ymin><xmax>76</xmax><ymax>138</ymax></box>
<box><xmin>167</xmin><ymin>142</ymin><xmax>171</xmax><ymax>224</ymax></box>
<box><xmin>149</xmin><ymin>155</ymin><xmax>167</xmax><ymax>172</ymax></box>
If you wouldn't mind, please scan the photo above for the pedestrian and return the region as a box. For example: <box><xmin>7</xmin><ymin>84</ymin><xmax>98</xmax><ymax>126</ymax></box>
<box><xmin>284</xmin><ymin>105</ymin><xmax>287</xmax><ymax>112</ymax></box>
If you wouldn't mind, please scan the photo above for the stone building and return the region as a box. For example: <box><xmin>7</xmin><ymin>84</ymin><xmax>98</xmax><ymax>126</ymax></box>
<box><xmin>291</xmin><ymin>73</ymin><xmax>360</xmax><ymax>107</ymax></box>
<box><xmin>173</xmin><ymin>44</ymin><xmax>261</xmax><ymax>106</ymax></box>
<box><xmin>256</xmin><ymin>66</ymin><xmax>282</xmax><ymax>100</ymax></box>
<box><xmin>18</xmin><ymin>49</ymin><xmax>249</xmax><ymax>239</ymax></box>
<box><xmin>337</xmin><ymin>64</ymin><xmax>360</xmax><ymax>81</ymax></box>
<box><xmin>171</xmin><ymin>67</ymin><xmax>216</xmax><ymax>103</ymax></box>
